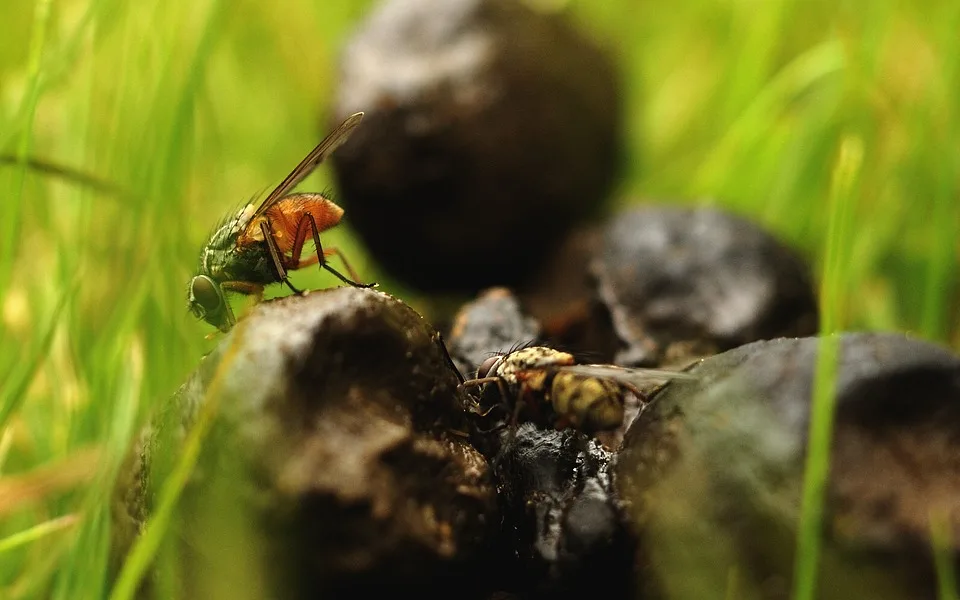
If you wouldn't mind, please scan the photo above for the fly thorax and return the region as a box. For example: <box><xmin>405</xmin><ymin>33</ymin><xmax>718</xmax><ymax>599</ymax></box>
<box><xmin>217</xmin><ymin>204</ymin><xmax>256</xmax><ymax>245</ymax></box>
<box><xmin>201</xmin><ymin>242</ymin><xmax>233</xmax><ymax>280</ymax></box>
<box><xmin>235</xmin><ymin>203</ymin><xmax>257</xmax><ymax>229</ymax></box>
<box><xmin>200</xmin><ymin>204</ymin><xmax>255</xmax><ymax>278</ymax></box>
<box><xmin>498</xmin><ymin>347</ymin><xmax>575</xmax><ymax>380</ymax></box>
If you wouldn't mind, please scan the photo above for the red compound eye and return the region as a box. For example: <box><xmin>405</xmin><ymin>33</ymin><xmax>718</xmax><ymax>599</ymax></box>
<box><xmin>477</xmin><ymin>355</ymin><xmax>502</xmax><ymax>379</ymax></box>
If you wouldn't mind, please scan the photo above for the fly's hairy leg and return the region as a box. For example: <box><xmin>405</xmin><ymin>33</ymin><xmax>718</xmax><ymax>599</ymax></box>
<box><xmin>458</xmin><ymin>376</ymin><xmax>511</xmax><ymax>413</ymax></box>
<box><xmin>290</xmin><ymin>212</ymin><xmax>376</xmax><ymax>288</ymax></box>
<box><xmin>457</xmin><ymin>375</ymin><xmax>502</xmax><ymax>396</ymax></box>
<box><xmin>458</xmin><ymin>376</ymin><xmax>527</xmax><ymax>472</ymax></box>
<box><xmin>459</xmin><ymin>377</ymin><xmax>512</xmax><ymax>435</ymax></box>
<box><xmin>325</xmin><ymin>247</ymin><xmax>364</xmax><ymax>284</ymax></box>
<box><xmin>220</xmin><ymin>281</ymin><xmax>265</xmax><ymax>301</ymax></box>
<box><xmin>260</xmin><ymin>220</ymin><xmax>302</xmax><ymax>294</ymax></box>
<box><xmin>459</xmin><ymin>376</ymin><xmax>502</xmax><ymax>416</ymax></box>
<box><xmin>623</xmin><ymin>382</ymin><xmax>646</xmax><ymax>403</ymax></box>
<box><xmin>294</xmin><ymin>248</ymin><xmax>364</xmax><ymax>284</ymax></box>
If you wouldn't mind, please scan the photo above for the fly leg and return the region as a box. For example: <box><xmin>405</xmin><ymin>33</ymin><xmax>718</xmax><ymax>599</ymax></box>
<box><xmin>221</xmin><ymin>281</ymin><xmax>265</xmax><ymax>301</ymax></box>
<box><xmin>459</xmin><ymin>375</ymin><xmax>524</xmax><ymax>471</ymax></box>
<box><xmin>623</xmin><ymin>382</ymin><xmax>647</xmax><ymax>402</ymax></box>
<box><xmin>459</xmin><ymin>375</ymin><xmax>517</xmax><ymax>462</ymax></box>
<box><xmin>323</xmin><ymin>247</ymin><xmax>364</xmax><ymax>284</ymax></box>
<box><xmin>623</xmin><ymin>381</ymin><xmax>659</xmax><ymax>417</ymax></box>
<box><xmin>290</xmin><ymin>213</ymin><xmax>376</xmax><ymax>288</ymax></box>
<box><xmin>457</xmin><ymin>375</ymin><xmax>503</xmax><ymax>395</ymax></box>
<box><xmin>215</xmin><ymin>281</ymin><xmax>266</xmax><ymax>335</ymax></box>
<box><xmin>458</xmin><ymin>376</ymin><xmax>510</xmax><ymax>417</ymax></box>
<box><xmin>260</xmin><ymin>221</ymin><xmax>302</xmax><ymax>294</ymax></box>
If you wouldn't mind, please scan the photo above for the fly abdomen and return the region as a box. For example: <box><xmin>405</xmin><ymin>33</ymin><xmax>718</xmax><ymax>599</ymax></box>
<box><xmin>550</xmin><ymin>372</ymin><xmax>624</xmax><ymax>433</ymax></box>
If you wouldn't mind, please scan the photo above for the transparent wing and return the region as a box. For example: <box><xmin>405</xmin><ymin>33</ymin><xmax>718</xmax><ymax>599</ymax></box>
<box><xmin>557</xmin><ymin>364</ymin><xmax>699</xmax><ymax>388</ymax></box>
<box><xmin>251</xmin><ymin>112</ymin><xmax>364</xmax><ymax>220</ymax></box>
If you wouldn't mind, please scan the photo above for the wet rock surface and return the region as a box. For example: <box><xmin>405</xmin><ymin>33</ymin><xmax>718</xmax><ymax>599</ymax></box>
<box><xmin>119</xmin><ymin>288</ymin><xmax>496</xmax><ymax>598</ymax></box>
<box><xmin>330</xmin><ymin>0</ymin><xmax>622</xmax><ymax>293</ymax></box>
<box><xmin>591</xmin><ymin>206</ymin><xmax>819</xmax><ymax>366</ymax></box>
<box><xmin>487</xmin><ymin>425</ymin><xmax>634</xmax><ymax>599</ymax></box>
<box><xmin>616</xmin><ymin>332</ymin><xmax>960</xmax><ymax>600</ymax></box>
<box><xmin>447</xmin><ymin>287</ymin><xmax>543</xmax><ymax>378</ymax></box>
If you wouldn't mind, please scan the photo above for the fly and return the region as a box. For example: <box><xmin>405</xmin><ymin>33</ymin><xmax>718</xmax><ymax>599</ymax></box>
<box><xmin>188</xmin><ymin>112</ymin><xmax>376</xmax><ymax>332</ymax></box>
<box><xmin>458</xmin><ymin>346</ymin><xmax>697</xmax><ymax>435</ymax></box>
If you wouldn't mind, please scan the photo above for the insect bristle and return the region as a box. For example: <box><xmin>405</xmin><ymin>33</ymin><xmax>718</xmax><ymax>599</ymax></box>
<box><xmin>475</xmin><ymin>339</ymin><xmax>538</xmax><ymax>364</ymax></box>
<box><xmin>206</xmin><ymin>195</ymin><xmax>255</xmax><ymax>233</ymax></box>
<box><xmin>319</xmin><ymin>185</ymin><xmax>338</xmax><ymax>203</ymax></box>
<box><xmin>503</xmin><ymin>339</ymin><xmax>540</xmax><ymax>356</ymax></box>
<box><xmin>568</xmin><ymin>348</ymin><xmax>606</xmax><ymax>364</ymax></box>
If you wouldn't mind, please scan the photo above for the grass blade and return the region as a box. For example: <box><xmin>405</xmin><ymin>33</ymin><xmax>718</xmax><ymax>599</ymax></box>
<box><xmin>0</xmin><ymin>281</ymin><xmax>76</xmax><ymax>432</ymax></box>
<box><xmin>0</xmin><ymin>0</ymin><xmax>53</xmax><ymax>304</ymax></box>
<box><xmin>0</xmin><ymin>516</ymin><xmax>78</xmax><ymax>555</ymax></box>
<box><xmin>930</xmin><ymin>508</ymin><xmax>960</xmax><ymax>600</ymax></box>
<box><xmin>0</xmin><ymin>154</ymin><xmax>128</xmax><ymax>199</ymax></box>
<box><xmin>0</xmin><ymin>447</ymin><xmax>101</xmax><ymax>518</ymax></box>
<box><xmin>107</xmin><ymin>323</ymin><xmax>246</xmax><ymax>600</ymax></box>
<box><xmin>792</xmin><ymin>134</ymin><xmax>863</xmax><ymax>600</ymax></box>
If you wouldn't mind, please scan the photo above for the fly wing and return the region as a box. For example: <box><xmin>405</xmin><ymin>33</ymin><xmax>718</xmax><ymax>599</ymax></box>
<box><xmin>557</xmin><ymin>364</ymin><xmax>699</xmax><ymax>388</ymax></box>
<box><xmin>251</xmin><ymin>112</ymin><xmax>364</xmax><ymax>221</ymax></box>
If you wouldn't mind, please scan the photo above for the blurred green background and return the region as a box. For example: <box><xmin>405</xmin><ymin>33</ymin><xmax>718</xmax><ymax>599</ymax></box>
<box><xmin>0</xmin><ymin>0</ymin><xmax>957</xmax><ymax>597</ymax></box>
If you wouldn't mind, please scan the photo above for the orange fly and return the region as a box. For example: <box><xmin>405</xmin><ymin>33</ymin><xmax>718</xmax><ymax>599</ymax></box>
<box><xmin>188</xmin><ymin>112</ymin><xmax>375</xmax><ymax>332</ymax></box>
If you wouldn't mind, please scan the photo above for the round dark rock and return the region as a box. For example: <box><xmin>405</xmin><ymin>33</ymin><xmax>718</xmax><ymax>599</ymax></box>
<box><xmin>330</xmin><ymin>0</ymin><xmax>622</xmax><ymax>292</ymax></box>
<box><xmin>115</xmin><ymin>288</ymin><xmax>497</xmax><ymax>598</ymax></box>
<box><xmin>615</xmin><ymin>332</ymin><xmax>960</xmax><ymax>600</ymax></box>
<box><xmin>591</xmin><ymin>206</ymin><xmax>819</xmax><ymax>367</ymax></box>
<box><xmin>447</xmin><ymin>286</ymin><xmax>542</xmax><ymax>378</ymax></box>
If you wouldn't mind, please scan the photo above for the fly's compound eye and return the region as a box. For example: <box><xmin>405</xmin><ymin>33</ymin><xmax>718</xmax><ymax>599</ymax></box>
<box><xmin>476</xmin><ymin>355</ymin><xmax>502</xmax><ymax>379</ymax></box>
<box><xmin>189</xmin><ymin>276</ymin><xmax>223</xmax><ymax>319</ymax></box>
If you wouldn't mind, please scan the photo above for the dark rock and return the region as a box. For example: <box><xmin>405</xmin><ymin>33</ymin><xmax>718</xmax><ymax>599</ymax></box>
<box><xmin>117</xmin><ymin>288</ymin><xmax>497</xmax><ymax>598</ymax></box>
<box><xmin>447</xmin><ymin>287</ymin><xmax>542</xmax><ymax>378</ymax></box>
<box><xmin>616</xmin><ymin>332</ymin><xmax>960</xmax><ymax>600</ymax></box>
<box><xmin>591</xmin><ymin>206</ymin><xmax>819</xmax><ymax>367</ymax></box>
<box><xmin>489</xmin><ymin>424</ymin><xmax>633</xmax><ymax>599</ymax></box>
<box><xmin>330</xmin><ymin>0</ymin><xmax>623</xmax><ymax>293</ymax></box>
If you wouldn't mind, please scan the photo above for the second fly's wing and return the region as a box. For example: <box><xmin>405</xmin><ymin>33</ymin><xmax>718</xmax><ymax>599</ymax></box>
<box><xmin>250</xmin><ymin>112</ymin><xmax>364</xmax><ymax>221</ymax></box>
<box><xmin>558</xmin><ymin>364</ymin><xmax>699</xmax><ymax>388</ymax></box>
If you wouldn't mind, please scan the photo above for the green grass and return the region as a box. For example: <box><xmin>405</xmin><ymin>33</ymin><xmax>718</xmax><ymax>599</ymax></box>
<box><xmin>794</xmin><ymin>134</ymin><xmax>862</xmax><ymax>600</ymax></box>
<box><xmin>931</xmin><ymin>508</ymin><xmax>960</xmax><ymax>600</ymax></box>
<box><xmin>0</xmin><ymin>0</ymin><xmax>957</xmax><ymax>598</ymax></box>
